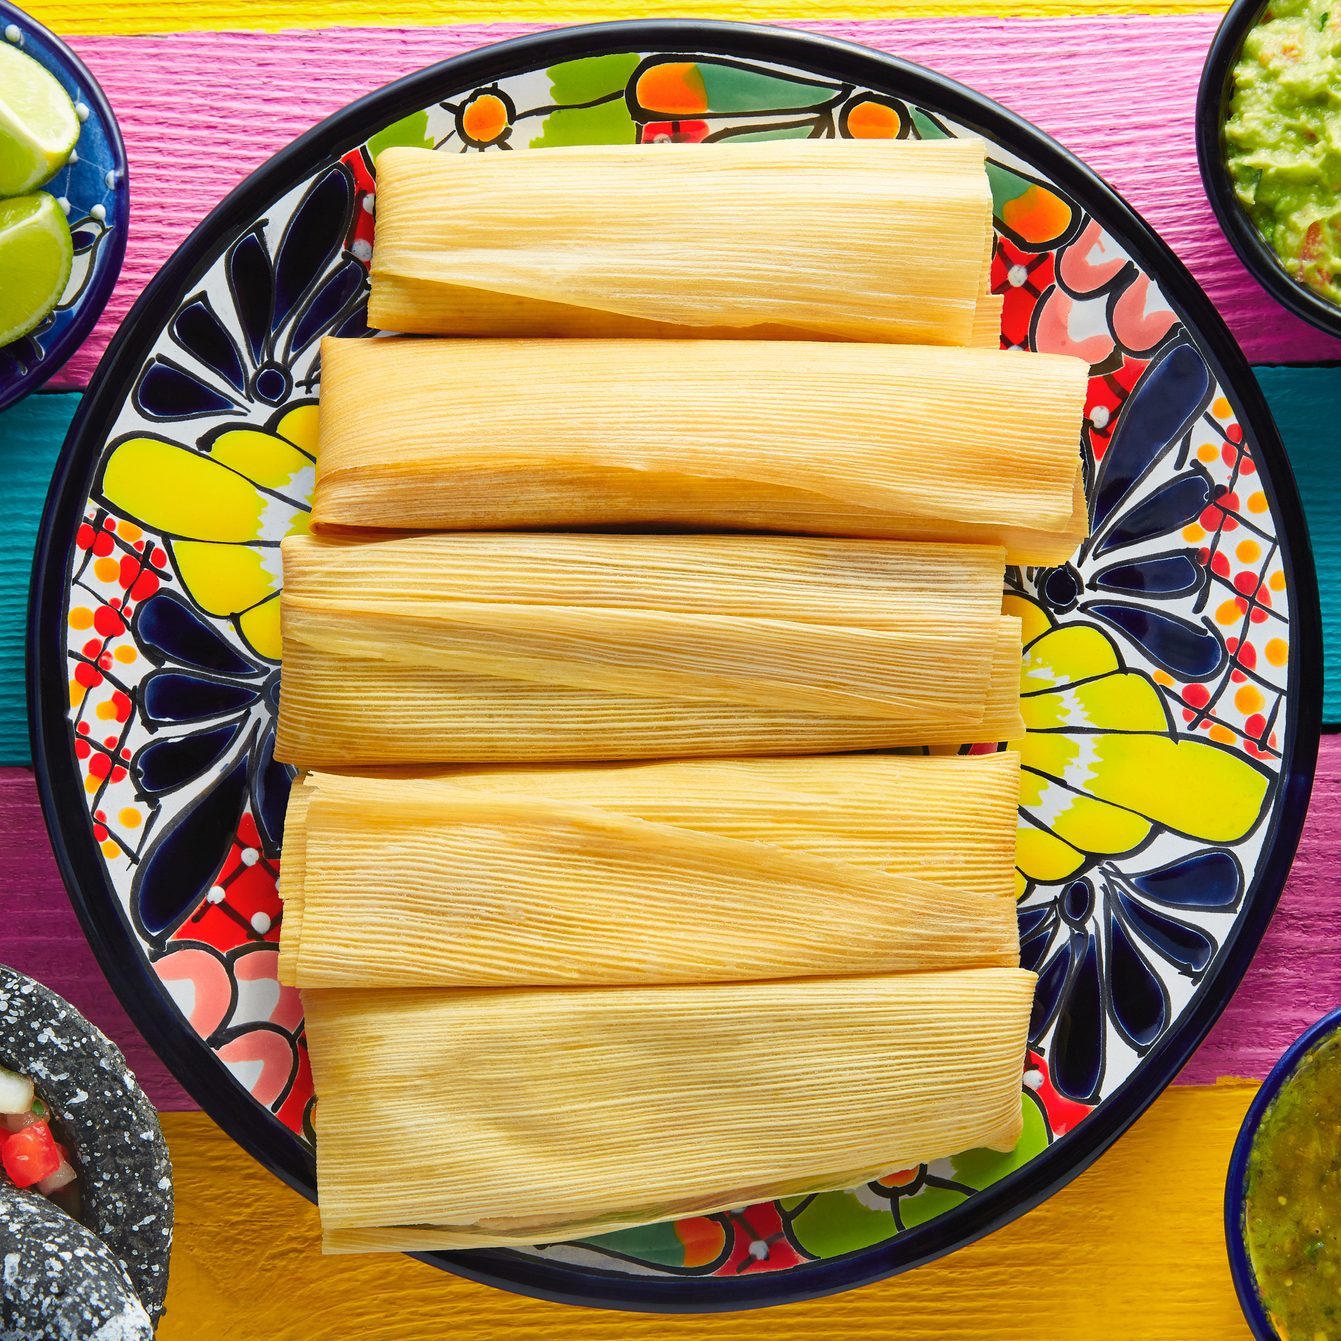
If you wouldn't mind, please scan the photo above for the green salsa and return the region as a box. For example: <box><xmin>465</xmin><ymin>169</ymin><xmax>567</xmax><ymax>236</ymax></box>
<box><xmin>1224</xmin><ymin>0</ymin><xmax>1341</xmax><ymax>307</ymax></box>
<box><xmin>1244</xmin><ymin>1029</ymin><xmax>1341</xmax><ymax>1340</ymax></box>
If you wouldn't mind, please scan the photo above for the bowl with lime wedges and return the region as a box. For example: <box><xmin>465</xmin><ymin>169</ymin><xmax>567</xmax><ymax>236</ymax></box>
<box><xmin>0</xmin><ymin>2</ymin><xmax>126</xmax><ymax>411</ymax></box>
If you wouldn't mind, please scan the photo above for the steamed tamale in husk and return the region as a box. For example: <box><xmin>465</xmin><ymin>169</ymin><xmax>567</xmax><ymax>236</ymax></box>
<box><xmin>287</xmin><ymin>750</ymin><xmax>1020</xmax><ymax>891</ymax></box>
<box><xmin>310</xmin><ymin>338</ymin><xmax>1088</xmax><ymax>565</ymax></box>
<box><xmin>276</xmin><ymin>766</ymin><xmax>1020</xmax><ymax>989</ymax></box>
<box><xmin>276</xmin><ymin>617</ymin><xmax>1024</xmax><ymax>766</ymax></box>
<box><xmin>306</xmin><ymin>969</ymin><xmax>1037</xmax><ymax>1252</ymax></box>
<box><xmin>278</xmin><ymin>752</ymin><xmax>1021</xmax><ymax>983</ymax></box>
<box><xmin>274</xmin><ymin>533</ymin><xmax>1022</xmax><ymax>766</ymax></box>
<box><xmin>368</xmin><ymin>140</ymin><xmax>1000</xmax><ymax>347</ymax></box>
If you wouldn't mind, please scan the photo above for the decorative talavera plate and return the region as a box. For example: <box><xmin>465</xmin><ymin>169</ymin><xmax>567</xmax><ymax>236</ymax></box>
<box><xmin>29</xmin><ymin>22</ymin><xmax>1321</xmax><ymax>1313</ymax></box>
<box><xmin>0</xmin><ymin>0</ymin><xmax>127</xmax><ymax>411</ymax></box>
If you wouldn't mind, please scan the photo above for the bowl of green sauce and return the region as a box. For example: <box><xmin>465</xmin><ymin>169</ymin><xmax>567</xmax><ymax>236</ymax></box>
<box><xmin>1196</xmin><ymin>0</ymin><xmax>1341</xmax><ymax>337</ymax></box>
<box><xmin>1226</xmin><ymin>1008</ymin><xmax>1341</xmax><ymax>1339</ymax></box>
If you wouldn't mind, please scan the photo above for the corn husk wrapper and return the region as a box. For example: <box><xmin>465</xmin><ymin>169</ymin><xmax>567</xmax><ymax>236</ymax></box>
<box><xmin>369</xmin><ymin>140</ymin><xmax>999</xmax><ymax>347</ymax></box>
<box><xmin>306</xmin><ymin>969</ymin><xmax>1037</xmax><ymax>1251</ymax></box>
<box><xmin>311</xmin><ymin>337</ymin><xmax>1088</xmax><ymax>565</ymax></box>
<box><xmin>278</xmin><ymin>783</ymin><xmax>1020</xmax><ymax>988</ymax></box>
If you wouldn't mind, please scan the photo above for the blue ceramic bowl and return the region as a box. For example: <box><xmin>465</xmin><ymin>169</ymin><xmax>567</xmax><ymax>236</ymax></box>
<box><xmin>0</xmin><ymin>0</ymin><xmax>128</xmax><ymax>411</ymax></box>
<box><xmin>1225</xmin><ymin>1007</ymin><xmax>1341</xmax><ymax>1340</ymax></box>
<box><xmin>1195</xmin><ymin>0</ymin><xmax>1341</xmax><ymax>340</ymax></box>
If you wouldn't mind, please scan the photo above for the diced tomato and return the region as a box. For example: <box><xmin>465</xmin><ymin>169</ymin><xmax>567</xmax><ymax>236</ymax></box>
<box><xmin>1</xmin><ymin>1122</ymin><xmax>60</xmax><ymax>1188</ymax></box>
<box><xmin>1301</xmin><ymin>221</ymin><xmax>1324</xmax><ymax>263</ymax></box>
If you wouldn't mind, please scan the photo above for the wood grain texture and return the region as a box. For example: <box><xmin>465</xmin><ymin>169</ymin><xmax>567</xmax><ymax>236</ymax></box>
<box><xmin>155</xmin><ymin>1084</ymin><xmax>1253</xmax><ymax>1339</ymax></box>
<box><xmin>46</xmin><ymin>13</ymin><xmax>1341</xmax><ymax>389</ymax></box>
<box><xmin>30</xmin><ymin>0</ymin><xmax>1230</xmax><ymax>38</ymax></box>
<box><xmin>1255</xmin><ymin>365</ymin><xmax>1341</xmax><ymax>724</ymax></box>
<box><xmin>0</xmin><ymin>394</ymin><xmax>73</xmax><ymax>764</ymax></box>
<box><xmin>0</xmin><ymin>768</ymin><xmax>188</xmax><ymax>1107</ymax></box>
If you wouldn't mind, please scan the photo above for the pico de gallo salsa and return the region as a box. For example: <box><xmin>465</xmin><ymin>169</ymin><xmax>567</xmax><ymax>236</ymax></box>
<box><xmin>0</xmin><ymin>1063</ymin><xmax>80</xmax><ymax>1215</ymax></box>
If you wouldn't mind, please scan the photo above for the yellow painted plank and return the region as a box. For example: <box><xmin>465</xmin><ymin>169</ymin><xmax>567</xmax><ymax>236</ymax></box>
<box><xmin>31</xmin><ymin>0</ymin><xmax>1227</xmax><ymax>37</ymax></box>
<box><xmin>157</xmin><ymin>1082</ymin><xmax>1254</xmax><ymax>1339</ymax></box>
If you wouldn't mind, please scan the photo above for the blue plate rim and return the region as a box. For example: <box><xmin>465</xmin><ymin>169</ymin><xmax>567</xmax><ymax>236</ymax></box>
<box><xmin>1224</xmin><ymin>1006</ymin><xmax>1341</xmax><ymax>1340</ymax></box>
<box><xmin>28</xmin><ymin>19</ymin><xmax>1323</xmax><ymax>1314</ymax></box>
<box><xmin>0</xmin><ymin>0</ymin><xmax>129</xmax><ymax>411</ymax></box>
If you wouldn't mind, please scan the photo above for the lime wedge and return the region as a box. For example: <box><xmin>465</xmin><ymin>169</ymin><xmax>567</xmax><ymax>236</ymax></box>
<box><xmin>0</xmin><ymin>192</ymin><xmax>73</xmax><ymax>345</ymax></box>
<box><xmin>0</xmin><ymin>43</ymin><xmax>79</xmax><ymax>196</ymax></box>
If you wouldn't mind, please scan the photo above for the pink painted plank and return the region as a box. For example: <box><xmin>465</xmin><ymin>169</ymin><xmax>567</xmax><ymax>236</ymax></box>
<box><xmin>0</xmin><ymin>730</ymin><xmax>1335</xmax><ymax>1111</ymax></box>
<box><xmin>53</xmin><ymin>13</ymin><xmax>1339</xmax><ymax>391</ymax></box>
<box><xmin>0</xmin><ymin>768</ymin><xmax>189</xmax><ymax>1108</ymax></box>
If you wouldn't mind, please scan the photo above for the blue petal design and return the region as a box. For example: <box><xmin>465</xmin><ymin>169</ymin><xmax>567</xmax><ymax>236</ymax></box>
<box><xmin>1030</xmin><ymin>940</ymin><xmax>1071</xmax><ymax>1039</ymax></box>
<box><xmin>134</xmin><ymin>723</ymin><xmax>242</xmax><ymax>795</ymax></box>
<box><xmin>250</xmin><ymin>728</ymin><xmax>293</xmax><ymax>856</ymax></box>
<box><xmin>272</xmin><ymin>166</ymin><xmax>354</xmax><ymax>331</ymax></box>
<box><xmin>1019</xmin><ymin>904</ymin><xmax>1057</xmax><ymax>973</ymax></box>
<box><xmin>1129</xmin><ymin>849</ymin><xmax>1243</xmax><ymax>910</ymax></box>
<box><xmin>1049</xmin><ymin>933</ymin><xmax>1105</xmax><ymax>1103</ymax></box>
<box><xmin>227</xmin><ymin>227</ymin><xmax>274</xmax><ymax>365</ymax></box>
<box><xmin>132</xmin><ymin>358</ymin><xmax>239</xmax><ymax>421</ymax></box>
<box><xmin>1093</xmin><ymin>470</ymin><xmax>1213</xmax><ymax>558</ymax></box>
<box><xmin>1106</xmin><ymin>911</ymin><xmax>1169</xmax><ymax>1049</ymax></box>
<box><xmin>135</xmin><ymin>593</ymin><xmax>257</xmax><ymax>675</ymax></box>
<box><xmin>1115</xmin><ymin>888</ymin><xmax>1216</xmax><ymax>974</ymax></box>
<box><xmin>288</xmin><ymin>258</ymin><xmax>366</xmax><ymax>356</ymax></box>
<box><xmin>1092</xmin><ymin>552</ymin><xmax>1204</xmax><ymax>599</ymax></box>
<box><xmin>332</xmin><ymin>302</ymin><xmax>369</xmax><ymax>340</ymax></box>
<box><xmin>171</xmin><ymin>298</ymin><xmax>247</xmax><ymax>393</ymax></box>
<box><xmin>1085</xmin><ymin>601</ymin><xmax>1225</xmax><ymax>680</ymax></box>
<box><xmin>1091</xmin><ymin>344</ymin><xmax>1212</xmax><ymax>533</ymax></box>
<box><xmin>133</xmin><ymin>752</ymin><xmax>250</xmax><ymax>940</ymax></box>
<box><xmin>141</xmin><ymin>671</ymin><xmax>260</xmax><ymax>725</ymax></box>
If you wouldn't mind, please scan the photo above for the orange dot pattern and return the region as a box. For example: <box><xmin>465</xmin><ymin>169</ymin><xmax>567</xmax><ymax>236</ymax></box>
<box><xmin>459</xmin><ymin>92</ymin><xmax>510</xmax><ymax>146</ymax></box>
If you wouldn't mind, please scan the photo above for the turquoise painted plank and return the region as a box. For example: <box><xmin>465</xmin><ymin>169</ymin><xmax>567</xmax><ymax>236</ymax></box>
<box><xmin>1253</xmin><ymin>367</ymin><xmax>1341</xmax><ymax>725</ymax></box>
<box><xmin>0</xmin><ymin>392</ymin><xmax>75</xmax><ymax>767</ymax></box>
<box><xmin>0</xmin><ymin>376</ymin><xmax>1337</xmax><ymax>771</ymax></box>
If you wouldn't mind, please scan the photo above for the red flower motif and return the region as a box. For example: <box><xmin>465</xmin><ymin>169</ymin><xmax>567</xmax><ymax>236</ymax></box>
<box><xmin>169</xmin><ymin>812</ymin><xmax>283</xmax><ymax>954</ymax></box>
<box><xmin>709</xmin><ymin>1202</ymin><xmax>809</xmax><ymax>1275</ymax></box>
<box><xmin>992</xmin><ymin>237</ymin><xmax>1055</xmax><ymax>351</ymax></box>
<box><xmin>1026</xmin><ymin>1049</ymin><xmax>1093</xmax><ymax>1136</ymax></box>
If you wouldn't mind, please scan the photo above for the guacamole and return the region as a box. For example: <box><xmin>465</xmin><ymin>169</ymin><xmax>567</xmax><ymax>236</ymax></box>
<box><xmin>1224</xmin><ymin>0</ymin><xmax>1341</xmax><ymax>307</ymax></box>
<box><xmin>1244</xmin><ymin>1029</ymin><xmax>1341</xmax><ymax>1339</ymax></box>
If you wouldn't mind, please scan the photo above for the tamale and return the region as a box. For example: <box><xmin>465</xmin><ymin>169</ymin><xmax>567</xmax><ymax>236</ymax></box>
<box><xmin>306</xmin><ymin>969</ymin><xmax>1037</xmax><ymax>1251</ymax></box>
<box><xmin>289</xmin><ymin>749</ymin><xmax>1021</xmax><ymax>895</ymax></box>
<box><xmin>281</xmin><ymin>597</ymin><xmax>1001</xmax><ymax>722</ymax></box>
<box><xmin>281</xmin><ymin>531</ymin><xmax>1008</xmax><ymax>630</ymax></box>
<box><xmin>368</xmin><ymin>140</ymin><xmax>998</xmax><ymax>346</ymax></box>
<box><xmin>275</xmin><ymin>611</ymin><xmax>1023</xmax><ymax>766</ymax></box>
<box><xmin>279</xmin><ymin>789</ymin><xmax>1019</xmax><ymax>988</ymax></box>
<box><xmin>311</xmin><ymin>337</ymin><xmax>1088</xmax><ymax>564</ymax></box>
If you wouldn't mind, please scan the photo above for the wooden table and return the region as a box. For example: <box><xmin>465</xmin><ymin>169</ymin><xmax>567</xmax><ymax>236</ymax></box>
<box><xmin>3</xmin><ymin>0</ymin><xmax>1340</xmax><ymax>1335</ymax></box>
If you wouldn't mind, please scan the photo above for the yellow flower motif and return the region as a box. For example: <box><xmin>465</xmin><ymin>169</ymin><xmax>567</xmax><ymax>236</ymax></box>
<box><xmin>1008</xmin><ymin>594</ymin><xmax>1272</xmax><ymax>900</ymax></box>
<box><xmin>98</xmin><ymin>403</ymin><xmax>316</xmax><ymax>662</ymax></box>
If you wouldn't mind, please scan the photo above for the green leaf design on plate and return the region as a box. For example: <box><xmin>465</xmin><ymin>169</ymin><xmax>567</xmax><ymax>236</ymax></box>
<box><xmin>531</xmin><ymin>54</ymin><xmax>640</xmax><ymax>148</ymax></box>
<box><xmin>950</xmin><ymin>1093</ymin><xmax>1050</xmax><ymax>1190</ymax></box>
<box><xmin>366</xmin><ymin>111</ymin><xmax>433</xmax><ymax>164</ymax></box>
<box><xmin>897</xmin><ymin>1179</ymin><xmax>970</xmax><ymax>1230</ymax></box>
<box><xmin>788</xmin><ymin>1189</ymin><xmax>896</xmax><ymax>1259</ymax></box>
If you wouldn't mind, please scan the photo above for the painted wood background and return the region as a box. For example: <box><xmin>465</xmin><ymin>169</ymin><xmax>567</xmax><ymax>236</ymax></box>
<box><xmin>0</xmin><ymin>1</ymin><xmax>1338</xmax><ymax>1335</ymax></box>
